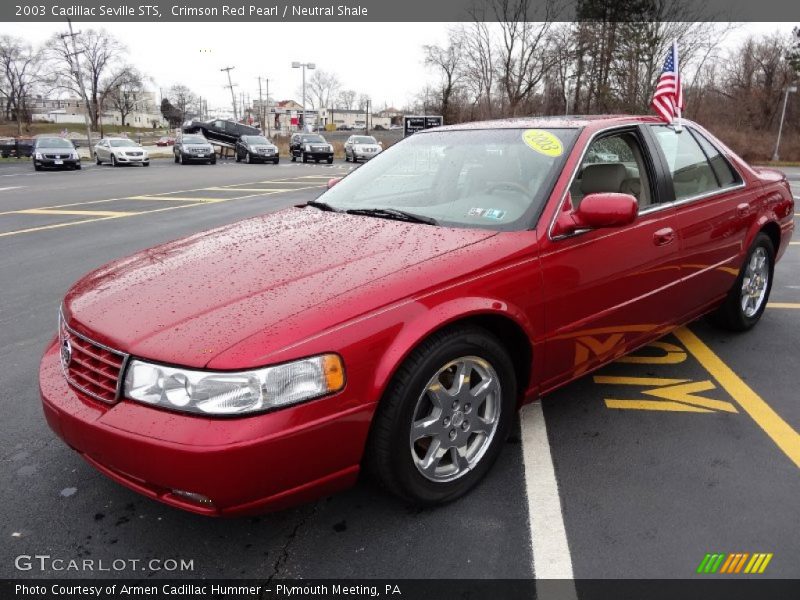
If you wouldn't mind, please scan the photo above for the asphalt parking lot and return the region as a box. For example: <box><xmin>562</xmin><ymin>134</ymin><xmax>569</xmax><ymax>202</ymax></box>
<box><xmin>0</xmin><ymin>159</ymin><xmax>797</xmax><ymax>582</ymax></box>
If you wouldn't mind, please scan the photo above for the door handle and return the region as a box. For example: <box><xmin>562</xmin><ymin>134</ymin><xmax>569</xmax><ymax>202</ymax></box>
<box><xmin>653</xmin><ymin>227</ymin><xmax>675</xmax><ymax>246</ymax></box>
<box><xmin>736</xmin><ymin>203</ymin><xmax>750</xmax><ymax>218</ymax></box>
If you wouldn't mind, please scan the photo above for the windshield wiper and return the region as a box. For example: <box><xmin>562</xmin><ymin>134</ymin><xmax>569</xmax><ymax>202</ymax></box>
<box><xmin>306</xmin><ymin>199</ymin><xmax>340</xmax><ymax>212</ymax></box>
<box><xmin>345</xmin><ymin>207</ymin><xmax>438</xmax><ymax>226</ymax></box>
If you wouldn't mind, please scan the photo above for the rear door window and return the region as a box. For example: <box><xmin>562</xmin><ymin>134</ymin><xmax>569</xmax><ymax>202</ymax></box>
<box><xmin>651</xmin><ymin>126</ymin><xmax>725</xmax><ymax>201</ymax></box>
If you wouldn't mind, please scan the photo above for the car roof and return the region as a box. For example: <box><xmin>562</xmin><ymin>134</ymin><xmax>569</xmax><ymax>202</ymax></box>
<box><xmin>432</xmin><ymin>114</ymin><xmax>666</xmax><ymax>132</ymax></box>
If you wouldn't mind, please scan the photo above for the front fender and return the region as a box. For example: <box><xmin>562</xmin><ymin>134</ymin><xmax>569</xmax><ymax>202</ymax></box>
<box><xmin>368</xmin><ymin>296</ymin><xmax>536</xmax><ymax>404</ymax></box>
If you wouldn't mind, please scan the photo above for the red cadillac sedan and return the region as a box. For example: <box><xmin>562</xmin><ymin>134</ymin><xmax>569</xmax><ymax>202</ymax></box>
<box><xmin>40</xmin><ymin>116</ymin><xmax>794</xmax><ymax>516</ymax></box>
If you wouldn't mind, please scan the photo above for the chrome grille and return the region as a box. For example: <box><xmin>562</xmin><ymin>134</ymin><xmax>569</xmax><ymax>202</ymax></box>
<box><xmin>59</xmin><ymin>314</ymin><xmax>127</xmax><ymax>404</ymax></box>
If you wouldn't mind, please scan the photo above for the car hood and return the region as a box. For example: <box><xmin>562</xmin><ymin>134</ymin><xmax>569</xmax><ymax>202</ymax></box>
<box><xmin>64</xmin><ymin>207</ymin><xmax>496</xmax><ymax>368</ymax></box>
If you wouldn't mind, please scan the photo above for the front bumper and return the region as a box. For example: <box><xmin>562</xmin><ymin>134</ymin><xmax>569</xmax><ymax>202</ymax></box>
<box><xmin>115</xmin><ymin>155</ymin><xmax>149</xmax><ymax>164</ymax></box>
<box><xmin>180</xmin><ymin>152</ymin><xmax>215</xmax><ymax>162</ymax></box>
<box><xmin>354</xmin><ymin>152</ymin><xmax>380</xmax><ymax>160</ymax></box>
<box><xmin>302</xmin><ymin>152</ymin><xmax>333</xmax><ymax>160</ymax></box>
<box><xmin>39</xmin><ymin>341</ymin><xmax>370</xmax><ymax>516</ymax></box>
<box><xmin>252</xmin><ymin>153</ymin><xmax>279</xmax><ymax>162</ymax></box>
<box><xmin>35</xmin><ymin>158</ymin><xmax>80</xmax><ymax>168</ymax></box>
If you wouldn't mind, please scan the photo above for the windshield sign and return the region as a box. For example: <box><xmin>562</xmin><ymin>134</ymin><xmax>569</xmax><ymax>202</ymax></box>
<box><xmin>321</xmin><ymin>128</ymin><xmax>577</xmax><ymax>231</ymax></box>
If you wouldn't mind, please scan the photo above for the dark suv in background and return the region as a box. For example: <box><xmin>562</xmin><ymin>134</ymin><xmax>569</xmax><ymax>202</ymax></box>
<box><xmin>235</xmin><ymin>135</ymin><xmax>279</xmax><ymax>164</ymax></box>
<box><xmin>183</xmin><ymin>119</ymin><xmax>260</xmax><ymax>146</ymax></box>
<box><xmin>173</xmin><ymin>134</ymin><xmax>216</xmax><ymax>165</ymax></box>
<box><xmin>290</xmin><ymin>133</ymin><xmax>334</xmax><ymax>163</ymax></box>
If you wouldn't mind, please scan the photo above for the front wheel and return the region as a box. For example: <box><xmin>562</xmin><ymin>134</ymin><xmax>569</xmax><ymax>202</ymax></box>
<box><xmin>709</xmin><ymin>232</ymin><xmax>775</xmax><ymax>331</ymax></box>
<box><xmin>95</xmin><ymin>154</ymin><xmax>102</xmax><ymax>165</ymax></box>
<box><xmin>245</xmin><ymin>152</ymin><xmax>251</xmax><ymax>164</ymax></box>
<box><xmin>327</xmin><ymin>157</ymin><xmax>333</xmax><ymax>164</ymax></box>
<box><xmin>302</xmin><ymin>153</ymin><xmax>308</xmax><ymax>163</ymax></box>
<box><xmin>366</xmin><ymin>326</ymin><xmax>516</xmax><ymax>505</ymax></box>
<box><xmin>111</xmin><ymin>154</ymin><xmax>118</xmax><ymax>167</ymax></box>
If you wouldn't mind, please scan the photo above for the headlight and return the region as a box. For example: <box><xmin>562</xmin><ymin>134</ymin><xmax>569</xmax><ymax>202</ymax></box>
<box><xmin>123</xmin><ymin>354</ymin><xmax>345</xmax><ymax>416</ymax></box>
<box><xmin>71</xmin><ymin>152</ymin><xmax>78</xmax><ymax>159</ymax></box>
<box><xmin>35</xmin><ymin>152</ymin><xmax>42</xmax><ymax>159</ymax></box>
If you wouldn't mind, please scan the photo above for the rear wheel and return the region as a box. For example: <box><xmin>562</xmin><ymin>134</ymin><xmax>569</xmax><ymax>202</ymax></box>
<box><xmin>366</xmin><ymin>326</ymin><xmax>516</xmax><ymax>505</ymax></box>
<box><xmin>709</xmin><ymin>232</ymin><xmax>774</xmax><ymax>331</ymax></box>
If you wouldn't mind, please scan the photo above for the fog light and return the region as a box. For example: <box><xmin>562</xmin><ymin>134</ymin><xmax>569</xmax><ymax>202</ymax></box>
<box><xmin>171</xmin><ymin>489</ymin><xmax>214</xmax><ymax>506</ymax></box>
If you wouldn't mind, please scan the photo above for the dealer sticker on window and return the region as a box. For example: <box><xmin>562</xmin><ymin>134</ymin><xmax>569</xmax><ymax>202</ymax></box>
<box><xmin>522</xmin><ymin>129</ymin><xmax>563</xmax><ymax>157</ymax></box>
<box><xmin>469</xmin><ymin>208</ymin><xmax>507</xmax><ymax>220</ymax></box>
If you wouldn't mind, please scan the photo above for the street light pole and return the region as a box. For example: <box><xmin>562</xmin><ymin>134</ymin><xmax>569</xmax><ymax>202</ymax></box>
<box><xmin>772</xmin><ymin>85</ymin><xmax>797</xmax><ymax>162</ymax></box>
<box><xmin>292</xmin><ymin>61</ymin><xmax>315</xmax><ymax>131</ymax></box>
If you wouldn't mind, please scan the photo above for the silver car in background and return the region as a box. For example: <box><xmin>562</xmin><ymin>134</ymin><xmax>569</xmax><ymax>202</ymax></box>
<box><xmin>344</xmin><ymin>135</ymin><xmax>383</xmax><ymax>163</ymax></box>
<box><xmin>94</xmin><ymin>138</ymin><xmax>150</xmax><ymax>167</ymax></box>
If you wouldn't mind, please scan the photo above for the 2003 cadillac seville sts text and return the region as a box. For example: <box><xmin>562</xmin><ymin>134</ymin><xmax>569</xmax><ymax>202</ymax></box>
<box><xmin>40</xmin><ymin>116</ymin><xmax>794</xmax><ymax>516</ymax></box>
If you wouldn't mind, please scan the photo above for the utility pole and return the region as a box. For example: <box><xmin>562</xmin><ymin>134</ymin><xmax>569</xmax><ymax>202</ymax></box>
<box><xmin>60</xmin><ymin>19</ymin><xmax>93</xmax><ymax>148</ymax></box>
<box><xmin>257</xmin><ymin>76</ymin><xmax>272</xmax><ymax>138</ymax></box>
<box><xmin>365</xmin><ymin>98</ymin><xmax>370</xmax><ymax>135</ymax></box>
<box><xmin>265</xmin><ymin>77</ymin><xmax>271</xmax><ymax>138</ymax></box>
<box><xmin>220</xmin><ymin>66</ymin><xmax>238</xmax><ymax>120</ymax></box>
<box><xmin>772</xmin><ymin>84</ymin><xmax>797</xmax><ymax>161</ymax></box>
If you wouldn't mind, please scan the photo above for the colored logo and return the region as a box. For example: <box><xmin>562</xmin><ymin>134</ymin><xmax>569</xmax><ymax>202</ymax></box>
<box><xmin>696</xmin><ymin>552</ymin><xmax>773</xmax><ymax>574</ymax></box>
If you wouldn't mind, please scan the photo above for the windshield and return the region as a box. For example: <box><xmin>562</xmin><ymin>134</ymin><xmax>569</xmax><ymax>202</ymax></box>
<box><xmin>301</xmin><ymin>135</ymin><xmax>325</xmax><ymax>143</ymax></box>
<box><xmin>321</xmin><ymin>128</ymin><xmax>577</xmax><ymax>231</ymax></box>
<box><xmin>352</xmin><ymin>136</ymin><xmax>377</xmax><ymax>144</ymax></box>
<box><xmin>182</xmin><ymin>135</ymin><xmax>207</xmax><ymax>144</ymax></box>
<box><xmin>109</xmin><ymin>139</ymin><xmax>137</xmax><ymax>147</ymax></box>
<box><xmin>36</xmin><ymin>138</ymin><xmax>73</xmax><ymax>148</ymax></box>
<box><xmin>243</xmin><ymin>136</ymin><xmax>270</xmax><ymax>145</ymax></box>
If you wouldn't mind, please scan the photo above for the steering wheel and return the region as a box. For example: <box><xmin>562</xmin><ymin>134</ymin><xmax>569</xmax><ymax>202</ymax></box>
<box><xmin>486</xmin><ymin>181</ymin><xmax>529</xmax><ymax>195</ymax></box>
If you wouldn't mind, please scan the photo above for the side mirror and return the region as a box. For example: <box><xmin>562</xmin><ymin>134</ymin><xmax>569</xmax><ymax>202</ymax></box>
<box><xmin>552</xmin><ymin>192</ymin><xmax>638</xmax><ymax>237</ymax></box>
<box><xmin>327</xmin><ymin>177</ymin><xmax>342</xmax><ymax>189</ymax></box>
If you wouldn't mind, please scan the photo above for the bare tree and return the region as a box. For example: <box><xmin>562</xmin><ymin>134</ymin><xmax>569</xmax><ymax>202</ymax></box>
<box><xmin>336</xmin><ymin>89</ymin><xmax>356</xmax><ymax>110</ymax></box>
<box><xmin>105</xmin><ymin>67</ymin><xmax>144</xmax><ymax>126</ymax></box>
<box><xmin>304</xmin><ymin>70</ymin><xmax>341</xmax><ymax>110</ymax></box>
<box><xmin>166</xmin><ymin>84</ymin><xmax>198</xmax><ymax>123</ymax></box>
<box><xmin>423</xmin><ymin>30</ymin><xmax>465</xmax><ymax>123</ymax></box>
<box><xmin>0</xmin><ymin>35</ymin><xmax>42</xmax><ymax>135</ymax></box>
<box><xmin>45</xmin><ymin>28</ymin><xmax>128</xmax><ymax>129</ymax></box>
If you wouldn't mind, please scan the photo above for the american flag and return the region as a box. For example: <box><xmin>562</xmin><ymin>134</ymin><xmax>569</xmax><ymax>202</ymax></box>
<box><xmin>651</xmin><ymin>41</ymin><xmax>684</xmax><ymax>124</ymax></box>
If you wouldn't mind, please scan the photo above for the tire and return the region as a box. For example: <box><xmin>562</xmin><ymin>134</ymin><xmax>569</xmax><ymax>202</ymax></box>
<box><xmin>366</xmin><ymin>326</ymin><xmax>516</xmax><ymax>505</ymax></box>
<box><xmin>174</xmin><ymin>153</ymin><xmax>179</xmax><ymax>163</ymax></box>
<box><xmin>143</xmin><ymin>162</ymin><xmax>149</xmax><ymax>167</ymax></box>
<box><xmin>315</xmin><ymin>158</ymin><xmax>320</xmax><ymax>163</ymax></box>
<box><xmin>302</xmin><ymin>153</ymin><xmax>308</xmax><ymax>163</ymax></box>
<box><xmin>352</xmin><ymin>155</ymin><xmax>358</xmax><ymax>164</ymax></box>
<box><xmin>180</xmin><ymin>154</ymin><xmax>186</xmax><ymax>165</ymax></box>
<box><xmin>95</xmin><ymin>154</ymin><xmax>102</xmax><ymax>165</ymax></box>
<box><xmin>291</xmin><ymin>152</ymin><xmax>296</xmax><ymax>162</ymax></box>
<box><xmin>272</xmin><ymin>158</ymin><xmax>279</xmax><ymax>164</ymax></box>
<box><xmin>709</xmin><ymin>232</ymin><xmax>775</xmax><ymax>332</ymax></box>
<box><xmin>327</xmin><ymin>157</ymin><xmax>333</xmax><ymax>164</ymax></box>
<box><xmin>345</xmin><ymin>151</ymin><xmax>350</xmax><ymax>162</ymax></box>
<box><xmin>111</xmin><ymin>154</ymin><xmax>118</xmax><ymax>167</ymax></box>
<box><xmin>235</xmin><ymin>152</ymin><xmax>241</xmax><ymax>163</ymax></box>
<box><xmin>34</xmin><ymin>164</ymin><xmax>42</xmax><ymax>171</ymax></box>
<box><xmin>74</xmin><ymin>163</ymin><xmax>81</xmax><ymax>170</ymax></box>
<box><xmin>245</xmin><ymin>152</ymin><xmax>251</xmax><ymax>164</ymax></box>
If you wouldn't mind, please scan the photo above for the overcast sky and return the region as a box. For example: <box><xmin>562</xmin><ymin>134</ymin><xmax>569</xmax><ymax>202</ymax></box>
<box><xmin>3</xmin><ymin>21</ymin><xmax>794</xmax><ymax>113</ymax></box>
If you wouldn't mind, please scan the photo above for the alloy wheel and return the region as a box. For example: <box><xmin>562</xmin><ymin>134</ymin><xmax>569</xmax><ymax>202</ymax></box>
<box><xmin>409</xmin><ymin>356</ymin><xmax>501</xmax><ymax>483</ymax></box>
<box><xmin>741</xmin><ymin>246</ymin><xmax>769</xmax><ymax>318</ymax></box>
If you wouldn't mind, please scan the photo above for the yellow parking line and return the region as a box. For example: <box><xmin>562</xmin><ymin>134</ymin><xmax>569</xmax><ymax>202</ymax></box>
<box><xmin>17</xmin><ymin>208</ymin><xmax>136</xmax><ymax>217</ymax></box>
<box><xmin>675</xmin><ymin>327</ymin><xmax>800</xmax><ymax>469</ymax></box>
<box><xmin>767</xmin><ymin>303</ymin><xmax>800</xmax><ymax>309</ymax></box>
<box><xmin>127</xmin><ymin>195</ymin><xmax>224</xmax><ymax>203</ymax></box>
<box><xmin>0</xmin><ymin>202</ymin><xmax>204</xmax><ymax>238</ymax></box>
<box><xmin>203</xmin><ymin>188</ymin><xmax>287</xmax><ymax>193</ymax></box>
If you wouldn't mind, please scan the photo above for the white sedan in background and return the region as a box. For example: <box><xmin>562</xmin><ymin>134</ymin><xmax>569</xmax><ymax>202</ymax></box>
<box><xmin>94</xmin><ymin>138</ymin><xmax>150</xmax><ymax>167</ymax></box>
<box><xmin>344</xmin><ymin>135</ymin><xmax>383</xmax><ymax>163</ymax></box>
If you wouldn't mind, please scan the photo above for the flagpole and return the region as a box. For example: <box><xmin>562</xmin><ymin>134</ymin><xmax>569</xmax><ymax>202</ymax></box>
<box><xmin>673</xmin><ymin>40</ymin><xmax>683</xmax><ymax>133</ymax></box>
